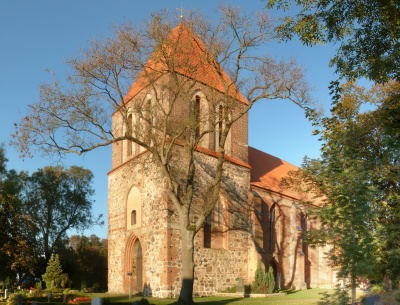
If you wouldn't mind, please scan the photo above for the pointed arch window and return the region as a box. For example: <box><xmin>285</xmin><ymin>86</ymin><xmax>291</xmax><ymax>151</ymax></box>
<box><xmin>214</xmin><ymin>102</ymin><xmax>232</xmax><ymax>155</ymax></box>
<box><xmin>195</xmin><ymin>95</ymin><xmax>201</xmax><ymax>139</ymax></box>
<box><xmin>300</xmin><ymin>212</ymin><xmax>309</xmax><ymax>256</ymax></box>
<box><xmin>144</xmin><ymin>99</ymin><xmax>152</xmax><ymax>142</ymax></box>
<box><xmin>127</xmin><ymin>187</ymin><xmax>141</xmax><ymax>229</ymax></box>
<box><xmin>215</xmin><ymin>104</ymin><xmax>223</xmax><ymax>151</ymax></box>
<box><xmin>269</xmin><ymin>204</ymin><xmax>276</xmax><ymax>252</ymax></box>
<box><xmin>127</xmin><ymin>113</ymin><xmax>133</xmax><ymax>156</ymax></box>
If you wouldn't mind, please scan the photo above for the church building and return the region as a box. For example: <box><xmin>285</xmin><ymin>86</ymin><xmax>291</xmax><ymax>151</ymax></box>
<box><xmin>107</xmin><ymin>24</ymin><xmax>336</xmax><ymax>297</ymax></box>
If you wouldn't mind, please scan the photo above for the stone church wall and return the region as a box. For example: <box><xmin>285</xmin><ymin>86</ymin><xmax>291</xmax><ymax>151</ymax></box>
<box><xmin>249</xmin><ymin>187</ymin><xmax>336</xmax><ymax>290</ymax></box>
<box><xmin>108</xmin><ymin>143</ymin><xmax>254</xmax><ymax>297</ymax></box>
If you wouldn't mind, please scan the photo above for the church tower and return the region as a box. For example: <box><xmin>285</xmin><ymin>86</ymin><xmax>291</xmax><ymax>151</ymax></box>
<box><xmin>107</xmin><ymin>24</ymin><xmax>253</xmax><ymax>297</ymax></box>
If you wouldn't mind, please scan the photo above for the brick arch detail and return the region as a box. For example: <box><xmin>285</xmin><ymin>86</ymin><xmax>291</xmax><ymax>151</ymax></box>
<box><xmin>124</xmin><ymin>233</ymin><xmax>145</xmax><ymax>292</ymax></box>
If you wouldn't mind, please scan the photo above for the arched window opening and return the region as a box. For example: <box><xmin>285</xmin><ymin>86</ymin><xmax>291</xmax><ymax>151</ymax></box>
<box><xmin>131</xmin><ymin>210</ymin><xmax>137</xmax><ymax>225</ymax></box>
<box><xmin>204</xmin><ymin>215</ymin><xmax>211</xmax><ymax>248</ymax></box>
<box><xmin>214</xmin><ymin>102</ymin><xmax>232</xmax><ymax>155</ymax></box>
<box><xmin>192</xmin><ymin>92</ymin><xmax>210</xmax><ymax>148</ymax></box>
<box><xmin>127</xmin><ymin>114</ymin><xmax>133</xmax><ymax>156</ymax></box>
<box><xmin>269</xmin><ymin>204</ymin><xmax>276</xmax><ymax>252</ymax></box>
<box><xmin>195</xmin><ymin>95</ymin><xmax>201</xmax><ymax>139</ymax></box>
<box><xmin>127</xmin><ymin>187</ymin><xmax>141</xmax><ymax>229</ymax></box>
<box><xmin>301</xmin><ymin>212</ymin><xmax>308</xmax><ymax>255</ymax></box>
<box><xmin>215</xmin><ymin>104</ymin><xmax>223</xmax><ymax>150</ymax></box>
<box><xmin>144</xmin><ymin>99</ymin><xmax>152</xmax><ymax>143</ymax></box>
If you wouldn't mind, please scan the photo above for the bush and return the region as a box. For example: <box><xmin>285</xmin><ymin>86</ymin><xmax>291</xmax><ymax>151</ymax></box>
<box><xmin>4</xmin><ymin>277</ymin><xmax>12</xmax><ymax>290</ymax></box>
<box><xmin>92</xmin><ymin>282</ymin><xmax>100</xmax><ymax>293</ymax></box>
<box><xmin>318</xmin><ymin>285</ymin><xmax>350</xmax><ymax>305</ymax></box>
<box><xmin>80</xmin><ymin>281</ymin><xmax>87</xmax><ymax>292</ymax></box>
<box><xmin>370</xmin><ymin>283</ymin><xmax>385</xmax><ymax>294</ymax></box>
<box><xmin>42</xmin><ymin>254</ymin><xmax>63</xmax><ymax>289</ymax></box>
<box><xmin>266</xmin><ymin>266</ymin><xmax>275</xmax><ymax>294</ymax></box>
<box><xmin>7</xmin><ymin>294</ymin><xmax>24</xmax><ymax>305</ymax></box>
<box><xmin>251</xmin><ymin>261</ymin><xmax>268</xmax><ymax>293</ymax></box>
<box><xmin>57</xmin><ymin>273</ymin><xmax>71</xmax><ymax>289</ymax></box>
<box><xmin>137</xmin><ymin>298</ymin><xmax>150</xmax><ymax>305</ymax></box>
<box><xmin>221</xmin><ymin>286</ymin><xmax>237</xmax><ymax>293</ymax></box>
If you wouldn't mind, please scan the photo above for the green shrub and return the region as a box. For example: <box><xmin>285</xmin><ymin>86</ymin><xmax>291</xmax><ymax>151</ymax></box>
<box><xmin>370</xmin><ymin>283</ymin><xmax>384</xmax><ymax>294</ymax></box>
<box><xmin>221</xmin><ymin>286</ymin><xmax>237</xmax><ymax>293</ymax></box>
<box><xmin>251</xmin><ymin>260</ymin><xmax>268</xmax><ymax>293</ymax></box>
<box><xmin>92</xmin><ymin>282</ymin><xmax>100</xmax><ymax>293</ymax></box>
<box><xmin>80</xmin><ymin>281</ymin><xmax>86</xmax><ymax>291</ymax></box>
<box><xmin>44</xmin><ymin>287</ymin><xmax>63</xmax><ymax>293</ymax></box>
<box><xmin>42</xmin><ymin>254</ymin><xmax>63</xmax><ymax>289</ymax></box>
<box><xmin>4</xmin><ymin>278</ymin><xmax>12</xmax><ymax>290</ymax></box>
<box><xmin>267</xmin><ymin>266</ymin><xmax>275</xmax><ymax>294</ymax></box>
<box><xmin>7</xmin><ymin>294</ymin><xmax>23</xmax><ymax>305</ymax></box>
<box><xmin>56</xmin><ymin>273</ymin><xmax>71</xmax><ymax>289</ymax></box>
<box><xmin>137</xmin><ymin>298</ymin><xmax>150</xmax><ymax>305</ymax></box>
<box><xmin>318</xmin><ymin>285</ymin><xmax>350</xmax><ymax>305</ymax></box>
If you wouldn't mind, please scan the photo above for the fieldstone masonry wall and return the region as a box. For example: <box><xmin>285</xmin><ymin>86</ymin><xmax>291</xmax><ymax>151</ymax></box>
<box><xmin>108</xmin><ymin>144</ymin><xmax>254</xmax><ymax>297</ymax></box>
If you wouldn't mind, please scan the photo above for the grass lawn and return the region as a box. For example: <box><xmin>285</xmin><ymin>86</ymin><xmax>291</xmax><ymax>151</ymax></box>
<box><xmin>83</xmin><ymin>288</ymin><xmax>340</xmax><ymax>305</ymax></box>
<box><xmin>0</xmin><ymin>289</ymin><xmax>371</xmax><ymax>305</ymax></box>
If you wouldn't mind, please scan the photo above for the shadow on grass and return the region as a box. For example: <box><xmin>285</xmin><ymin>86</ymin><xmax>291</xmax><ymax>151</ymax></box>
<box><xmin>279</xmin><ymin>289</ymin><xmax>299</xmax><ymax>295</ymax></box>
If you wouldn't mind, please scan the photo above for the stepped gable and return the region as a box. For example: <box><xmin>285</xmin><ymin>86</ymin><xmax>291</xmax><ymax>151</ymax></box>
<box><xmin>124</xmin><ymin>24</ymin><xmax>247</xmax><ymax>104</ymax></box>
<box><xmin>249</xmin><ymin>146</ymin><xmax>306</xmax><ymax>200</ymax></box>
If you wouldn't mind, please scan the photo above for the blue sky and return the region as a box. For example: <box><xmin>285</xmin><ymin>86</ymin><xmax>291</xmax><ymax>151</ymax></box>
<box><xmin>0</xmin><ymin>0</ymin><xmax>337</xmax><ymax>239</ymax></box>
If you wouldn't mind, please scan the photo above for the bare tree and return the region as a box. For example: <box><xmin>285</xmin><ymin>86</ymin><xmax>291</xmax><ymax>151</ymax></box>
<box><xmin>12</xmin><ymin>6</ymin><xmax>312</xmax><ymax>305</ymax></box>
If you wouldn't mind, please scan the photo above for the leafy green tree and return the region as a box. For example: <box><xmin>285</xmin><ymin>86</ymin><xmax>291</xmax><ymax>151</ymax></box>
<box><xmin>42</xmin><ymin>254</ymin><xmax>63</xmax><ymax>289</ymax></box>
<box><xmin>68</xmin><ymin>235</ymin><xmax>107</xmax><ymax>291</ymax></box>
<box><xmin>284</xmin><ymin>82</ymin><xmax>400</xmax><ymax>303</ymax></box>
<box><xmin>0</xmin><ymin>147</ymin><xmax>39</xmax><ymax>282</ymax></box>
<box><xmin>22</xmin><ymin>166</ymin><xmax>102</xmax><ymax>261</ymax></box>
<box><xmin>266</xmin><ymin>0</ymin><xmax>400</xmax><ymax>82</ymax></box>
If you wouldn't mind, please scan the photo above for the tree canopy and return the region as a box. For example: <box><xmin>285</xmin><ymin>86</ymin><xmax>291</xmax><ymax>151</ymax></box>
<box><xmin>285</xmin><ymin>81</ymin><xmax>400</xmax><ymax>302</ymax></box>
<box><xmin>23</xmin><ymin>166</ymin><xmax>102</xmax><ymax>261</ymax></box>
<box><xmin>0</xmin><ymin>146</ymin><xmax>38</xmax><ymax>280</ymax></box>
<box><xmin>266</xmin><ymin>0</ymin><xmax>400</xmax><ymax>82</ymax></box>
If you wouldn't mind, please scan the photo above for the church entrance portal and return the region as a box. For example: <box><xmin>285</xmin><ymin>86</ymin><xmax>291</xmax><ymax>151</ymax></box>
<box><xmin>132</xmin><ymin>239</ymin><xmax>143</xmax><ymax>291</ymax></box>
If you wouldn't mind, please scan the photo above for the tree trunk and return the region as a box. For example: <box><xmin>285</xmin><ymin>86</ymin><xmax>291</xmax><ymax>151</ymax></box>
<box><xmin>350</xmin><ymin>275</ymin><xmax>356</xmax><ymax>305</ymax></box>
<box><xmin>178</xmin><ymin>229</ymin><xmax>195</xmax><ymax>305</ymax></box>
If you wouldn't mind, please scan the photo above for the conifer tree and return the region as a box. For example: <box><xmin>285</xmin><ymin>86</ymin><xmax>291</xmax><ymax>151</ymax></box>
<box><xmin>251</xmin><ymin>260</ymin><xmax>268</xmax><ymax>293</ymax></box>
<box><xmin>42</xmin><ymin>254</ymin><xmax>63</xmax><ymax>289</ymax></box>
<box><xmin>267</xmin><ymin>266</ymin><xmax>275</xmax><ymax>294</ymax></box>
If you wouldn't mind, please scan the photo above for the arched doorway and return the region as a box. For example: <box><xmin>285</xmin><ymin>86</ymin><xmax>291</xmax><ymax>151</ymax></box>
<box><xmin>125</xmin><ymin>235</ymin><xmax>144</xmax><ymax>293</ymax></box>
<box><xmin>132</xmin><ymin>239</ymin><xmax>143</xmax><ymax>291</ymax></box>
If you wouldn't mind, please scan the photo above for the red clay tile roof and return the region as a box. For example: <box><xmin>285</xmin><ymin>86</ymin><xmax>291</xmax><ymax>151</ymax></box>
<box><xmin>124</xmin><ymin>24</ymin><xmax>247</xmax><ymax>105</ymax></box>
<box><xmin>248</xmin><ymin>146</ymin><xmax>305</xmax><ymax>200</ymax></box>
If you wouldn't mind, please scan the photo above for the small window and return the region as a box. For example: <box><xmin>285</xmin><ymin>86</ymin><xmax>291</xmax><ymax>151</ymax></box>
<box><xmin>269</xmin><ymin>205</ymin><xmax>276</xmax><ymax>252</ymax></box>
<box><xmin>131</xmin><ymin>210</ymin><xmax>137</xmax><ymax>225</ymax></box>
<box><xmin>204</xmin><ymin>215</ymin><xmax>211</xmax><ymax>248</ymax></box>
<box><xmin>127</xmin><ymin>114</ymin><xmax>133</xmax><ymax>156</ymax></box>
<box><xmin>215</xmin><ymin>105</ymin><xmax>223</xmax><ymax>150</ymax></box>
<box><xmin>195</xmin><ymin>95</ymin><xmax>201</xmax><ymax>139</ymax></box>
